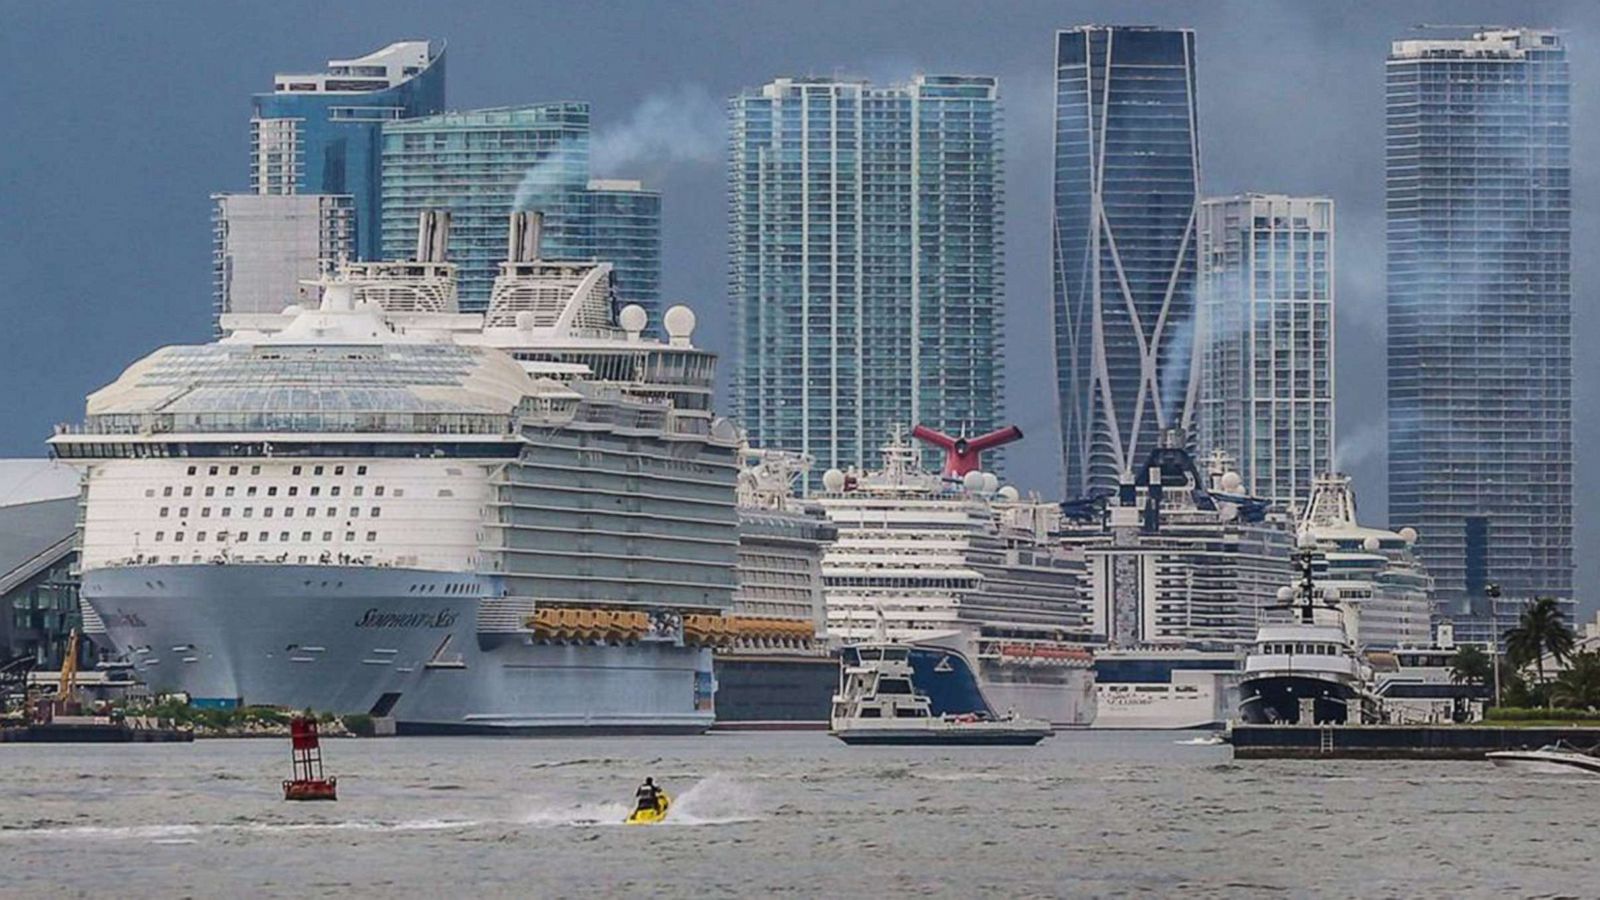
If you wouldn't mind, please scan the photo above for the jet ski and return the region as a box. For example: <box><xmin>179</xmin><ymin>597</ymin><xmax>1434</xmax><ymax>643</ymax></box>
<box><xmin>624</xmin><ymin>791</ymin><xmax>671</xmax><ymax>825</ymax></box>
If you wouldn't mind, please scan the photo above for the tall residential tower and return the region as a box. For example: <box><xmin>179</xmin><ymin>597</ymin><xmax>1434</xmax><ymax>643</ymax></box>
<box><xmin>1197</xmin><ymin>194</ymin><xmax>1335</xmax><ymax>513</ymax></box>
<box><xmin>380</xmin><ymin>105</ymin><xmax>661</xmax><ymax>316</ymax></box>
<box><xmin>251</xmin><ymin>40</ymin><xmax>446</xmax><ymax>259</ymax></box>
<box><xmin>1053</xmin><ymin>26</ymin><xmax>1201</xmax><ymax>499</ymax></box>
<box><xmin>730</xmin><ymin>75</ymin><xmax>1005</xmax><ymax>475</ymax></box>
<box><xmin>1386</xmin><ymin>29</ymin><xmax>1572</xmax><ymax>612</ymax></box>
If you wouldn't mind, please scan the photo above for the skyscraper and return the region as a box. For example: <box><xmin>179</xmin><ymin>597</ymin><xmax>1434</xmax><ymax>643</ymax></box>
<box><xmin>1052</xmin><ymin>26</ymin><xmax>1201</xmax><ymax>499</ymax></box>
<box><xmin>211</xmin><ymin>194</ymin><xmax>354</xmax><ymax>327</ymax></box>
<box><xmin>730</xmin><ymin>75</ymin><xmax>1004</xmax><ymax>474</ymax></box>
<box><xmin>379</xmin><ymin>105</ymin><xmax>661</xmax><ymax>316</ymax></box>
<box><xmin>252</xmin><ymin>40</ymin><xmax>446</xmax><ymax>259</ymax></box>
<box><xmin>1386</xmin><ymin>29</ymin><xmax>1572</xmax><ymax>612</ymax></box>
<box><xmin>1197</xmin><ymin>194</ymin><xmax>1335</xmax><ymax>513</ymax></box>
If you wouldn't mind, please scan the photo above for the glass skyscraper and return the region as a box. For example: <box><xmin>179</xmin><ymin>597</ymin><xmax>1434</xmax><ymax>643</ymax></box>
<box><xmin>1386</xmin><ymin>29</ymin><xmax>1572</xmax><ymax>612</ymax></box>
<box><xmin>211</xmin><ymin>193</ymin><xmax>354</xmax><ymax>327</ymax></box>
<box><xmin>1052</xmin><ymin>26</ymin><xmax>1200</xmax><ymax>499</ymax></box>
<box><xmin>730</xmin><ymin>75</ymin><xmax>1004</xmax><ymax>475</ymax></box>
<box><xmin>379</xmin><ymin>105</ymin><xmax>661</xmax><ymax>316</ymax></box>
<box><xmin>251</xmin><ymin>40</ymin><xmax>446</xmax><ymax>260</ymax></box>
<box><xmin>1197</xmin><ymin>194</ymin><xmax>1335</xmax><ymax>514</ymax></box>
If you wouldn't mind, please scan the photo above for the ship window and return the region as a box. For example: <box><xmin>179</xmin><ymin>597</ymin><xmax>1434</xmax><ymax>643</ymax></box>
<box><xmin>259</xmin><ymin>532</ymin><xmax>269</xmax><ymax>542</ymax></box>
<box><xmin>354</xmin><ymin>486</ymin><xmax>364</xmax><ymax>497</ymax></box>
<box><xmin>208</xmin><ymin>466</ymin><xmax>218</xmax><ymax>476</ymax></box>
<box><xmin>859</xmin><ymin>708</ymin><xmax>881</xmax><ymax>718</ymax></box>
<box><xmin>357</xmin><ymin>465</ymin><xmax>367</xmax><ymax>476</ymax></box>
<box><xmin>200</xmin><ymin>505</ymin><xmax>211</xmax><ymax>516</ymax></box>
<box><xmin>393</xmin><ymin>489</ymin><xmax>404</xmax><ymax>498</ymax></box>
<box><xmin>331</xmin><ymin>487</ymin><xmax>341</xmax><ymax>497</ymax></box>
<box><xmin>205</xmin><ymin>487</ymin><xmax>215</xmax><ymax>498</ymax></box>
<box><xmin>375</xmin><ymin>486</ymin><xmax>385</xmax><ymax>497</ymax></box>
<box><xmin>288</xmin><ymin>487</ymin><xmax>298</xmax><ymax>497</ymax></box>
<box><xmin>247</xmin><ymin>486</ymin><xmax>258</xmax><ymax>497</ymax></box>
<box><xmin>159</xmin><ymin>507</ymin><xmax>170</xmax><ymax>517</ymax></box>
<box><xmin>284</xmin><ymin>508</ymin><xmax>294</xmax><ymax>518</ymax></box>
<box><xmin>174</xmin><ymin>532</ymin><xmax>184</xmax><ymax>541</ymax></box>
<box><xmin>280</xmin><ymin>532</ymin><xmax>290</xmax><ymax>542</ymax></box>
<box><xmin>243</xmin><ymin>508</ymin><xmax>253</xmax><ymax>518</ymax></box>
<box><xmin>178</xmin><ymin>507</ymin><xmax>189</xmax><ymax>517</ymax></box>
<box><xmin>267</xmin><ymin>487</ymin><xmax>278</xmax><ymax>497</ymax></box>
<box><xmin>438</xmin><ymin>489</ymin><xmax>453</xmax><ymax>498</ymax></box>
<box><xmin>310</xmin><ymin>487</ymin><xmax>320</xmax><ymax>496</ymax></box>
<box><xmin>228</xmin><ymin>466</ymin><xmax>239</xmax><ymax>476</ymax></box>
<box><xmin>225</xmin><ymin>486</ymin><xmax>236</xmax><ymax>498</ymax></box>
<box><xmin>236</xmin><ymin>531</ymin><xmax>248</xmax><ymax>541</ymax></box>
<box><xmin>298</xmin><ymin>556</ymin><xmax>308</xmax><ymax>564</ymax></box>
<box><xmin>327</xmin><ymin>507</ymin><xmax>336</xmax><ymax>517</ymax></box>
<box><xmin>314</xmin><ymin>466</ymin><xmax>324</xmax><ymax>476</ymax></box>
<box><xmin>221</xmin><ymin>508</ymin><xmax>231</xmax><ymax>517</ymax></box>
<box><xmin>370</xmin><ymin>507</ymin><xmax>380</xmax><ymax>518</ymax></box>
<box><xmin>302</xmin><ymin>531</ymin><xmax>312</xmax><ymax>541</ymax></box>
<box><xmin>877</xmin><ymin>678</ymin><xmax>913</xmax><ymax>695</ymax></box>
<box><xmin>264</xmin><ymin>508</ymin><xmax>274</xmax><ymax>518</ymax></box>
<box><xmin>349</xmin><ymin>507</ymin><xmax>359</xmax><ymax>517</ymax></box>
<box><xmin>187</xmin><ymin>466</ymin><xmax>197</xmax><ymax>476</ymax></box>
<box><xmin>335</xmin><ymin>466</ymin><xmax>345</xmax><ymax>476</ymax></box>
<box><xmin>161</xmin><ymin>486</ymin><xmax>173</xmax><ymax>497</ymax></box>
<box><xmin>154</xmin><ymin>531</ymin><xmax>165</xmax><ymax>541</ymax></box>
<box><xmin>345</xmin><ymin>532</ymin><xmax>356</xmax><ymax>542</ymax></box>
<box><xmin>197</xmin><ymin>532</ymin><xmax>206</xmax><ymax>541</ymax></box>
<box><xmin>292</xmin><ymin>466</ymin><xmax>303</xmax><ymax>476</ymax></box>
<box><xmin>183</xmin><ymin>487</ymin><xmax>193</xmax><ymax>497</ymax></box>
<box><xmin>323</xmin><ymin>531</ymin><xmax>335</xmax><ymax>541</ymax></box>
<box><xmin>306</xmin><ymin>508</ymin><xmax>316</xmax><ymax>518</ymax></box>
<box><xmin>366</xmin><ymin>532</ymin><xmax>377</xmax><ymax>542</ymax></box>
<box><xmin>250</xmin><ymin>465</ymin><xmax>261</xmax><ymax>475</ymax></box>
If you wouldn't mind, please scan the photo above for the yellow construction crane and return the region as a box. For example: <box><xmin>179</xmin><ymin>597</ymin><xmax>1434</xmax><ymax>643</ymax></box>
<box><xmin>56</xmin><ymin>629</ymin><xmax>80</xmax><ymax>703</ymax></box>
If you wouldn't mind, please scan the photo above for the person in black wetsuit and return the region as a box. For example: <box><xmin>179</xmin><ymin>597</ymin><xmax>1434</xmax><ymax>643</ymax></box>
<box><xmin>634</xmin><ymin>777</ymin><xmax>661</xmax><ymax>813</ymax></box>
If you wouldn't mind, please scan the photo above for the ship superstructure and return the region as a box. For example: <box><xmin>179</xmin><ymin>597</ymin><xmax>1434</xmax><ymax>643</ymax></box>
<box><xmin>815</xmin><ymin>428</ymin><xmax>1094</xmax><ymax>725</ymax></box>
<box><xmin>52</xmin><ymin>212</ymin><xmax>740</xmax><ymax>734</ymax></box>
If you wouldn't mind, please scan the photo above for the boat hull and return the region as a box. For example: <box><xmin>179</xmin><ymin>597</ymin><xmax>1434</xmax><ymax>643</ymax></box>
<box><xmin>830</xmin><ymin>727</ymin><xmax>1052</xmax><ymax>746</ymax></box>
<box><xmin>1237</xmin><ymin>673</ymin><xmax>1358</xmax><ymax>725</ymax></box>
<box><xmin>82</xmin><ymin>564</ymin><xmax>717</xmax><ymax>735</ymax></box>
<box><xmin>1486</xmin><ymin>752</ymin><xmax>1600</xmax><ymax>776</ymax></box>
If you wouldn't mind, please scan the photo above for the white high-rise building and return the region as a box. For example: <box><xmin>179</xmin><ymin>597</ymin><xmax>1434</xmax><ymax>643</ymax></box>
<box><xmin>212</xmin><ymin>193</ymin><xmax>354</xmax><ymax>328</ymax></box>
<box><xmin>1198</xmin><ymin>194</ymin><xmax>1335</xmax><ymax>514</ymax></box>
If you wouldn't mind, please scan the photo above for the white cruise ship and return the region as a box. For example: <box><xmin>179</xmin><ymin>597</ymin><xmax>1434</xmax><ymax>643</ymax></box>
<box><xmin>815</xmin><ymin>428</ymin><xmax>1095</xmax><ymax>726</ymax></box>
<box><xmin>50</xmin><ymin>212</ymin><xmax>742</xmax><ymax>734</ymax></box>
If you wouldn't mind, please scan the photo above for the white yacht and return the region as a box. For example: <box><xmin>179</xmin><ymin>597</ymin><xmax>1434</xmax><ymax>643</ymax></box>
<box><xmin>1486</xmin><ymin>744</ymin><xmax>1600</xmax><ymax>775</ymax></box>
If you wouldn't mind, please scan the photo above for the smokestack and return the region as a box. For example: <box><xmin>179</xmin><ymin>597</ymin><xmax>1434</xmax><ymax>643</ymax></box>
<box><xmin>414</xmin><ymin>210</ymin><xmax>451</xmax><ymax>263</ymax></box>
<box><xmin>507</xmin><ymin>211</ymin><xmax>543</xmax><ymax>263</ymax></box>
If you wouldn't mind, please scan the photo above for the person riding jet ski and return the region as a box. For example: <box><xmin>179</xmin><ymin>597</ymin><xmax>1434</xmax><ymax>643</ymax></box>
<box><xmin>634</xmin><ymin>777</ymin><xmax>663</xmax><ymax>813</ymax></box>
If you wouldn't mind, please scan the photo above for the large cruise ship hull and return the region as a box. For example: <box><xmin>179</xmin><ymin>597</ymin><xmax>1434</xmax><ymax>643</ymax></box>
<box><xmin>711</xmin><ymin>653</ymin><xmax>836</xmax><ymax>728</ymax></box>
<box><xmin>82</xmin><ymin>565</ymin><xmax>715</xmax><ymax>735</ymax></box>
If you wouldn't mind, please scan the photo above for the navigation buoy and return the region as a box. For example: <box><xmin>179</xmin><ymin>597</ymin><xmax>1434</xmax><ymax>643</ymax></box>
<box><xmin>282</xmin><ymin>717</ymin><xmax>338</xmax><ymax>801</ymax></box>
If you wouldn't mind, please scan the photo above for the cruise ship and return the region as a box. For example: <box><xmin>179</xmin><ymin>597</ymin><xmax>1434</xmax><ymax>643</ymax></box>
<box><xmin>713</xmin><ymin>446</ymin><xmax>838</xmax><ymax>727</ymax></box>
<box><xmin>815</xmin><ymin>427</ymin><xmax>1095</xmax><ymax>726</ymax></box>
<box><xmin>51</xmin><ymin>212</ymin><xmax>744</xmax><ymax>734</ymax></box>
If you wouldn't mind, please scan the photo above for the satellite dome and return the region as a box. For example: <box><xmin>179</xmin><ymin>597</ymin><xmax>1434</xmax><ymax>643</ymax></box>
<box><xmin>1220</xmin><ymin>471</ymin><xmax>1242</xmax><ymax>492</ymax></box>
<box><xmin>1323</xmin><ymin>587</ymin><xmax>1341</xmax><ymax>602</ymax></box>
<box><xmin>997</xmin><ymin>486</ymin><xmax>1020</xmax><ymax>502</ymax></box>
<box><xmin>962</xmin><ymin>471</ymin><xmax>985</xmax><ymax>492</ymax></box>
<box><xmin>1399</xmin><ymin>527</ymin><xmax>1418</xmax><ymax>544</ymax></box>
<box><xmin>663</xmin><ymin>305</ymin><xmax>696</xmax><ymax>344</ymax></box>
<box><xmin>1297</xmin><ymin>531</ymin><xmax>1317</xmax><ymax>549</ymax></box>
<box><xmin>1363</xmin><ymin>536</ymin><xmax>1381</xmax><ymax>552</ymax></box>
<box><xmin>1277</xmin><ymin>586</ymin><xmax>1294</xmax><ymax>602</ymax></box>
<box><xmin>619</xmin><ymin>304</ymin><xmax>648</xmax><ymax>336</ymax></box>
<box><xmin>822</xmin><ymin>468</ymin><xmax>846</xmax><ymax>493</ymax></box>
<box><xmin>981</xmin><ymin>473</ymin><xmax>999</xmax><ymax>494</ymax></box>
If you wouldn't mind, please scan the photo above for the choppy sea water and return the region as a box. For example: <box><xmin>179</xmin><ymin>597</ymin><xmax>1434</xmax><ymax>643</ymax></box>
<box><xmin>1</xmin><ymin>730</ymin><xmax>1592</xmax><ymax>898</ymax></box>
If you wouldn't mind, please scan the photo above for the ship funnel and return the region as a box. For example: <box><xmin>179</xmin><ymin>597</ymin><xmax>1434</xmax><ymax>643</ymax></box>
<box><xmin>508</xmin><ymin>211</ymin><xmax>543</xmax><ymax>263</ymax></box>
<box><xmin>414</xmin><ymin>210</ymin><xmax>451</xmax><ymax>263</ymax></box>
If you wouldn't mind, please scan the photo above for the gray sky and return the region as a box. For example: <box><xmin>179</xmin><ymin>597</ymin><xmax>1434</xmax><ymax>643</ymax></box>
<box><xmin>2</xmin><ymin>0</ymin><xmax>1596</xmax><ymax>612</ymax></box>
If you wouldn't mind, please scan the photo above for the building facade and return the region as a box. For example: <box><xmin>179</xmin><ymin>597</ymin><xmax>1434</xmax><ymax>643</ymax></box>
<box><xmin>1197</xmin><ymin>194</ymin><xmax>1335</xmax><ymax>514</ymax></box>
<box><xmin>1386</xmin><ymin>29</ymin><xmax>1572</xmax><ymax>612</ymax></box>
<box><xmin>729</xmin><ymin>75</ymin><xmax>1005</xmax><ymax>476</ymax></box>
<box><xmin>1053</xmin><ymin>26</ymin><xmax>1202</xmax><ymax>500</ymax></box>
<box><xmin>251</xmin><ymin>40</ymin><xmax>446</xmax><ymax>259</ymax></box>
<box><xmin>380</xmin><ymin>105</ymin><xmax>661</xmax><ymax>316</ymax></box>
<box><xmin>212</xmin><ymin>193</ymin><xmax>354</xmax><ymax>327</ymax></box>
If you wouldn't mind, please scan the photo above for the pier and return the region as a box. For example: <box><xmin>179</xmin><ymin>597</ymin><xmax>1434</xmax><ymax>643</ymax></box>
<box><xmin>1232</xmin><ymin>724</ymin><xmax>1600</xmax><ymax>760</ymax></box>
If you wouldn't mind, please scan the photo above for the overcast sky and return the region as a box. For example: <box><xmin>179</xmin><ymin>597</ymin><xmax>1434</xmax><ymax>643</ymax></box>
<box><xmin>3</xmin><ymin>0</ymin><xmax>1596</xmax><ymax>610</ymax></box>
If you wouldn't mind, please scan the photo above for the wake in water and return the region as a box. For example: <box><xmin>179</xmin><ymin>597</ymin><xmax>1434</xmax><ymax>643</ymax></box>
<box><xmin>521</xmin><ymin>774</ymin><xmax>760</xmax><ymax>828</ymax></box>
<box><xmin>0</xmin><ymin>819</ymin><xmax>480</xmax><ymax>842</ymax></box>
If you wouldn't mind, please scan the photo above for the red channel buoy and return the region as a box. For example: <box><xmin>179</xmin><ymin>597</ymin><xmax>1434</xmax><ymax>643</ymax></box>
<box><xmin>282</xmin><ymin>717</ymin><xmax>338</xmax><ymax>801</ymax></box>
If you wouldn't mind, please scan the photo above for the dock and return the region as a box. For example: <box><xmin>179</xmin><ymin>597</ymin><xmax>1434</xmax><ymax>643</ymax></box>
<box><xmin>1231</xmin><ymin>724</ymin><xmax>1600</xmax><ymax>760</ymax></box>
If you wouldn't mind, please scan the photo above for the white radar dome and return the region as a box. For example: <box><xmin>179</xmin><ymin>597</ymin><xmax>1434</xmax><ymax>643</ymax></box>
<box><xmin>516</xmin><ymin>311</ymin><xmax>536</xmax><ymax>331</ymax></box>
<box><xmin>1277</xmin><ymin>586</ymin><xmax>1294</xmax><ymax>603</ymax></box>
<box><xmin>1323</xmin><ymin>587</ymin><xmax>1340</xmax><ymax>602</ymax></box>
<box><xmin>1297</xmin><ymin>531</ymin><xmax>1317</xmax><ymax>549</ymax></box>
<box><xmin>997</xmin><ymin>486</ymin><xmax>1020</xmax><ymax>502</ymax></box>
<box><xmin>619</xmin><ymin>304</ymin><xmax>648</xmax><ymax>337</ymax></box>
<box><xmin>962</xmin><ymin>471</ymin><xmax>985</xmax><ymax>492</ymax></box>
<box><xmin>1363</xmin><ymin>536</ymin><xmax>1381</xmax><ymax>552</ymax></box>
<box><xmin>1220</xmin><ymin>471</ymin><xmax>1243</xmax><ymax>492</ymax></box>
<box><xmin>1399</xmin><ymin>527</ymin><xmax>1418</xmax><ymax>544</ymax></box>
<box><xmin>663</xmin><ymin>305</ymin><xmax>696</xmax><ymax>345</ymax></box>
<box><xmin>821</xmin><ymin>468</ymin><xmax>846</xmax><ymax>493</ymax></box>
<box><xmin>981</xmin><ymin>473</ymin><xmax>999</xmax><ymax>494</ymax></box>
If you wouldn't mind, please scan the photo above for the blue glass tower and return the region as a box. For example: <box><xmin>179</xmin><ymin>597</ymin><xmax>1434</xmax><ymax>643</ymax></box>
<box><xmin>251</xmin><ymin>40</ymin><xmax>446</xmax><ymax>260</ymax></box>
<box><xmin>1052</xmin><ymin>26</ymin><xmax>1200</xmax><ymax>499</ymax></box>
<box><xmin>730</xmin><ymin>76</ymin><xmax>1005</xmax><ymax>475</ymax></box>
<box><xmin>379</xmin><ymin>105</ymin><xmax>661</xmax><ymax>317</ymax></box>
<box><xmin>1386</xmin><ymin>29</ymin><xmax>1572</xmax><ymax>611</ymax></box>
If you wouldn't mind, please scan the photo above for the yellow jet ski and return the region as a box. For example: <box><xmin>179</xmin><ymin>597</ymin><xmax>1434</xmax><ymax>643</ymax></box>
<box><xmin>624</xmin><ymin>791</ymin><xmax>671</xmax><ymax>825</ymax></box>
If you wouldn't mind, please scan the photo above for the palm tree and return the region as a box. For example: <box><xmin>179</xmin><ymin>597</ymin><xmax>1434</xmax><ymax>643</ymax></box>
<box><xmin>1551</xmin><ymin>651</ymin><xmax>1600</xmax><ymax>711</ymax></box>
<box><xmin>1449</xmin><ymin>645</ymin><xmax>1492</xmax><ymax>691</ymax></box>
<box><xmin>1504</xmin><ymin>597</ymin><xmax>1576</xmax><ymax>703</ymax></box>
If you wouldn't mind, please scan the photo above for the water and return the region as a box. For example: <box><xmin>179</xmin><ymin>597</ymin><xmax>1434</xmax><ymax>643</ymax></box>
<box><xmin>1</xmin><ymin>731</ymin><xmax>1591</xmax><ymax>897</ymax></box>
